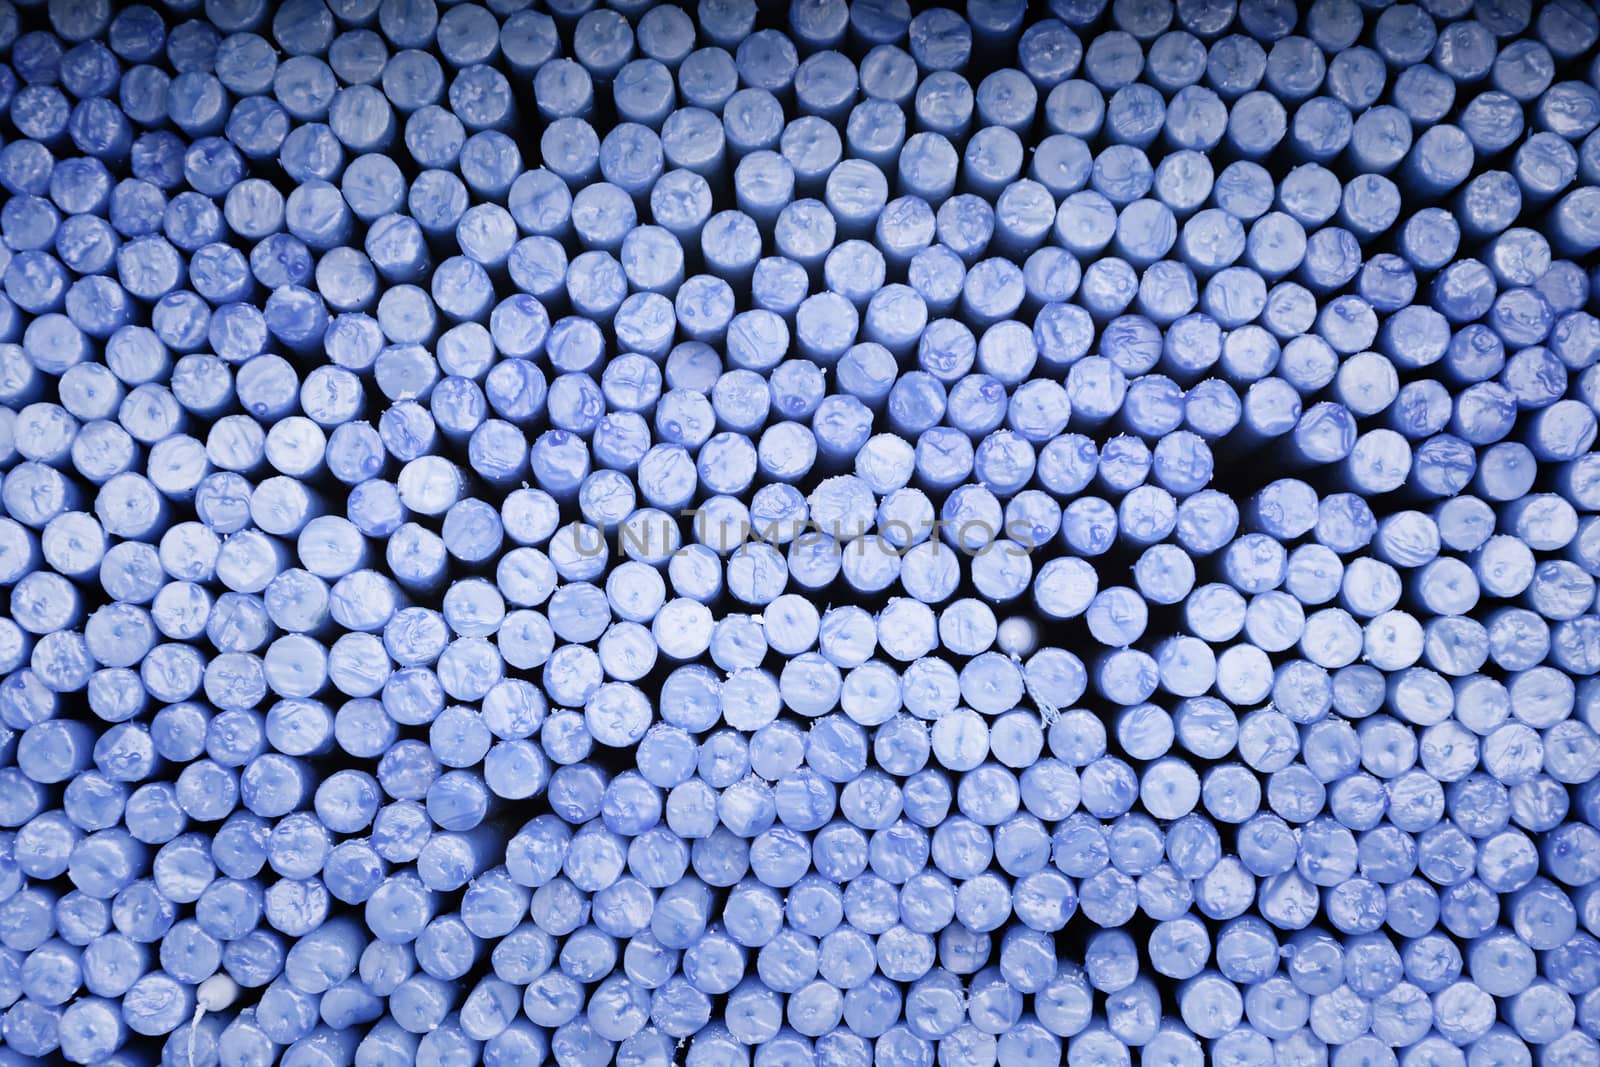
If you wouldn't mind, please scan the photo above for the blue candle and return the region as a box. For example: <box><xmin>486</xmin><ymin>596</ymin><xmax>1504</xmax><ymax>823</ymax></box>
<box><xmin>9</xmin><ymin>5</ymin><xmax>1600</xmax><ymax>1051</ymax></box>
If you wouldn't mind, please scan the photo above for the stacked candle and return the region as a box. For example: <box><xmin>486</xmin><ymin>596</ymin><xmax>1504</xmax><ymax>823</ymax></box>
<box><xmin>1</xmin><ymin>0</ymin><xmax>1600</xmax><ymax>1062</ymax></box>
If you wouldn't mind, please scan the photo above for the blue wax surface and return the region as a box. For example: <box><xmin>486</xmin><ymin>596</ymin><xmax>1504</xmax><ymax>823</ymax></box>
<box><xmin>0</xmin><ymin>4</ymin><xmax>1599</xmax><ymax>1063</ymax></box>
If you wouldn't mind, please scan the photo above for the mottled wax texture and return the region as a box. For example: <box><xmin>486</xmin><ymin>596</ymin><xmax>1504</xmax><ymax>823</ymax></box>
<box><xmin>2</xmin><ymin>0</ymin><xmax>1600</xmax><ymax>1064</ymax></box>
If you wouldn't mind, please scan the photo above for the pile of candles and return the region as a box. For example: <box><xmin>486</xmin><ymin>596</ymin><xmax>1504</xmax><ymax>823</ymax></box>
<box><xmin>1</xmin><ymin>0</ymin><xmax>1600</xmax><ymax>1062</ymax></box>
